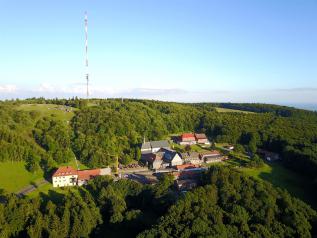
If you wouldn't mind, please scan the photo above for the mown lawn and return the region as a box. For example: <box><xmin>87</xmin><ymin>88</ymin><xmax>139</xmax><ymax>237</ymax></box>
<box><xmin>0</xmin><ymin>161</ymin><xmax>44</xmax><ymax>193</ymax></box>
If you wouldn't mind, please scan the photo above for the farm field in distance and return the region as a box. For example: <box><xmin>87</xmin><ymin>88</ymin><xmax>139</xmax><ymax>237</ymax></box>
<box><xmin>215</xmin><ymin>107</ymin><xmax>255</xmax><ymax>113</ymax></box>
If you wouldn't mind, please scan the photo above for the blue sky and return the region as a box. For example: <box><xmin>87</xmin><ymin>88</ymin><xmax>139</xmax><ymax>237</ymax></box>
<box><xmin>1</xmin><ymin>0</ymin><xmax>317</xmax><ymax>105</ymax></box>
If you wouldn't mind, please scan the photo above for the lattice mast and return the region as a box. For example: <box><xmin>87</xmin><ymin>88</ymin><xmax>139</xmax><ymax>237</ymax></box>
<box><xmin>84</xmin><ymin>11</ymin><xmax>89</xmax><ymax>98</ymax></box>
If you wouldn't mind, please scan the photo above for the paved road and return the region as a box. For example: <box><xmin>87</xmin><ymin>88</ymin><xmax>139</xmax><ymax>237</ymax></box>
<box><xmin>16</xmin><ymin>179</ymin><xmax>49</xmax><ymax>197</ymax></box>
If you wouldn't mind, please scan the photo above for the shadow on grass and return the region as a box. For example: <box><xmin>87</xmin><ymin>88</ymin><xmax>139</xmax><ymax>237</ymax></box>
<box><xmin>38</xmin><ymin>189</ymin><xmax>66</xmax><ymax>205</ymax></box>
<box><xmin>226</xmin><ymin>155</ymin><xmax>249</xmax><ymax>167</ymax></box>
<box><xmin>258</xmin><ymin>162</ymin><xmax>317</xmax><ymax>210</ymax></box>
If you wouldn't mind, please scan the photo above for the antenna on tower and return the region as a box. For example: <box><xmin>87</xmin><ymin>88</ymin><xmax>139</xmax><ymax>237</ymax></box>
<box><xmin>84</xmin><ymin>11</ymin><xmax>89</xmax><ymax>99</ymax></box>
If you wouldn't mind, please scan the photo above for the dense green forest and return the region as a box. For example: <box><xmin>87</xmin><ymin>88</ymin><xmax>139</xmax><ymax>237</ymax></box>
<box><xmin>0</xmin><ymin>98</ymin><xmax>317</xmax><ymax>185</ymax></box>
<box><xmin>138</xmin><ymin>167</ymin><xmax>317</xmax><ymax>238</ymax></box>
<box><xmin>0</xmin><ymin>98</ymin><xmax>317</xmax><ymax>237</ymax></box>
<box><xmin>0</xmin><ymin>167</ymin><xmax>316</xmax><ymax>237</ymax></box>
<box><xmin>72</xmin><ymin>99</ymin><xmax>317</xmax><ymax>182</ymax></box>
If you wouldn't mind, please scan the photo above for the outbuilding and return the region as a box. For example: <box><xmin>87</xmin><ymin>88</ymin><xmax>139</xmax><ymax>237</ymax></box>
<box><xmin>194</xmin><ymin>133</ymin><xmax>210</xmax><ymax>144</ymax></box>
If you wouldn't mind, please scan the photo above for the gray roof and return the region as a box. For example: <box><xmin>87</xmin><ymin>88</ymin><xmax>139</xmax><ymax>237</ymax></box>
<box><xmin>150</xmin><ymin>140</ymin><xmax>169</xmax><ymax>149</ymax></box>
<box><xmin>141</xmin><ymin>142</ymin><xmax>151</xmax><ymax>150</ymax></box>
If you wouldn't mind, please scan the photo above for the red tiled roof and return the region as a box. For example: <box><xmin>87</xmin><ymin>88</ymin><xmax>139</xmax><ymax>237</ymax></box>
<box><xmin>181</xmin><ymin>133</ymin><xmax>195</xmax><ymax>138</ymax></box>
<box><xmin>77</xmin><ymin>169</ymin><xmax>101</xmax><ymax>180</ymax></box>
<box><xmin>181</xmin><ymin>133</ymin><xmax>196</xmax><ymax>141</ymax></box>
<box><xmin>52</xmin><ymin>166</ymin><xmax>77</xmax><ymax>177</ymax></box>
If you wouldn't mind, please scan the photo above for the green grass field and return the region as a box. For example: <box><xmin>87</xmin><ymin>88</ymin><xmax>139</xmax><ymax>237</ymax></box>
<box><xmin>16</xmin><ymin>104</ymin><xmax>77</xmax><ymax>123</ymax></box>
<box><xmin>27</xmin><ymin>183</ymin><xmax>67</xmax><ymax>198</ymax></box>
<box><xmin>215</xmin><ymin>107</ymin><xmax>255</xmax><ymax>114</ymax></box>
<box><xmin>218</xmin><ymin>147</ymin><xmax>317</xmax><ymax>209</ymax></box>
<box><xmin>0</xmin><ymin>157</ymin><xmax>88</xmax><ymax>195</ymax></box>
<box><xmin>239</xmin><ymin>162</ymin><xmax>317</xmax><ymax>209</ymax></box>
<box><xmin>0</xmin><ymin>161</ymin><xmax>44</xmax><ymax>193</ymax></box>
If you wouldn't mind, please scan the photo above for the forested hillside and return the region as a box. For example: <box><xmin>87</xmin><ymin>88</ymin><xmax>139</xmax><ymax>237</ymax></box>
<box><xmin>0</xmin><ymin>167</ymin><xmax>316</xmax><ymax>237</ymax></box>
<box><xmin>0</xmin><ymin>98</ymin><xmax>317</xmax><ymax>187</ymax></box>
<box><xmin>0</xmin><ymin>98</ymin><xmax>317</xmax><ymax>237</ymax></box>
<box><xmin>138</xmin><ymin>167</ymin><xmax>317</xmax><ymax>238</ymax></box>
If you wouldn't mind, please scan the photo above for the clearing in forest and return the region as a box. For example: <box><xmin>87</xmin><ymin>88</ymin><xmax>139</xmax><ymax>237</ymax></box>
<box><xmin>16</xmin><ymin>104</ymin><xmax>77</xmax><ymax>122</ymax></box>
<box><xmin>215</xmin><ymin>107</ymin><xmax>255</xmax><ymax>113</ymax></box>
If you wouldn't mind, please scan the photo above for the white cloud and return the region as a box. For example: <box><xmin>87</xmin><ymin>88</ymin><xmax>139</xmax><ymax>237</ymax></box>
<box><xmin>0</xmin><ymin>84</ymin><xmax>17</xmax><ymax>93</ymax></box>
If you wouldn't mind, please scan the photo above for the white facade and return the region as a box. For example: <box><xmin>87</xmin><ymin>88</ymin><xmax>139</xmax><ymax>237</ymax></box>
<box><xmin>170</xmin><ymin>154</ymin><xmax>183</xmax><ymax>166</ymax></box>
<box><xmin>52</xmin><ymin>174</ymin><xmax>78</xmax><ymax>187</ymax></box>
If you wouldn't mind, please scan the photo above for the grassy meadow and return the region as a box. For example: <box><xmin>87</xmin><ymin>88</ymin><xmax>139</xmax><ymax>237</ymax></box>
<box><xmin>16</xmin><ymin>104</ymin><xmax>76</xmax><ymax>123</ymax></box>
<box><xmin>0</xmin><ymin>161</ymin><xmax>43</xmax><ymax>193</ymax></box>
<box><xmin>215</xmin><ymin>107</ymin><xmax>255</xmax><ymax>113</ymax></box>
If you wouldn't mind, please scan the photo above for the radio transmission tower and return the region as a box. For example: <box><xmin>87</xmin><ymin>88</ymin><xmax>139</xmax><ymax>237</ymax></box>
<box><xmin>84</xmin><ymin>11</ymin><xmax>89</xmax><ymax>98</ymax></box>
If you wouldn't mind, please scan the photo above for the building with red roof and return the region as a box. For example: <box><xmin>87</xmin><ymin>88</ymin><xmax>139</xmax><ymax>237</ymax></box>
<box><xmin>52</xmin><ymin>166</ymin><xmax>77</xmax><ymax>177</ymax></box>
<box><xmin>179</xmin><ymin>133</ymin><xmax>196</xmax><ymax>145</ymax></box>
<box><xmin>52</xmin><ymin>166</ymin><xmax>111</xmax><ymax>187</ymax></box>
<box><xmin>52</xmin><ymin>166</ymin><xmax>78</xmax><ymax>187</ymax></box>
<box><xmin>77</xmin><ymin>169</ymin><xmax>101</xmax><ymax>186</ymax></box>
